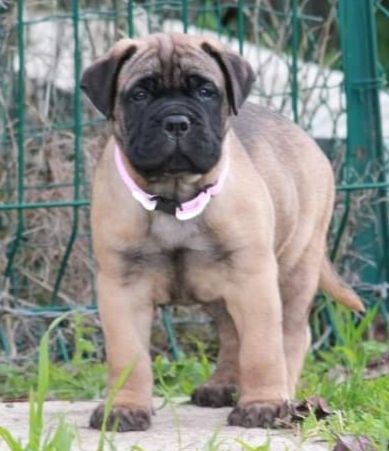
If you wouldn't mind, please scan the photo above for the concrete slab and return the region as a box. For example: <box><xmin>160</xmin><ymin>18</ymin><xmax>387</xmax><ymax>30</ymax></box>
<box><xmin>0</xmin><ymin>398</ymin><xmax>328</xmax><ymax>450</ymax></box>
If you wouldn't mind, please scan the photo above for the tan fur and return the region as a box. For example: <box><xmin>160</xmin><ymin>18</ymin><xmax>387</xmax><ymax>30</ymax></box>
<box><xmin>86</xmin><ymin>34</ymin><xmax>363</xmax><ymax>430</ymax></box>
<box><xmin>319</xmin><ymin>256</ymin><xmax>365</xmax><ymax>311</ymax></box>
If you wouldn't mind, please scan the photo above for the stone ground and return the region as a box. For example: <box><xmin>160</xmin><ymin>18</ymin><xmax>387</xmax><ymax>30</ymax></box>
<box><xmin>0</xmin><ymin>398</ymin><xmax>329</xmax><ymax>450</ymax></box>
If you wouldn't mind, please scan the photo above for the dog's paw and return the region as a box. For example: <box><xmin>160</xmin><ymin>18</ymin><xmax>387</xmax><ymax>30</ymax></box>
<box><xmin>89</xmin><ymin>404</ymin><xmax>151</xmax><ymax>432</ymax></box>
<box><xmin>191</xmin><ymin>383</ymin><xmax>238</xmax><ymax>407</ymax></box>
<box><xmin>227</xmin><ymin>401</ymin><xmax>289</xmax><ymax>428</ymax></box>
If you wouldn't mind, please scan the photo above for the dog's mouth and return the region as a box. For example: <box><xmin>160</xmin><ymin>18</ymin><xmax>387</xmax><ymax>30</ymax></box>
<box><xmin>162</xmin><ymin>149</ymin><xmax>196</xmax><ymax>175</ymax></box>
<box><xmin>133</xmin><ymin>146</ymin><xmax>207</xmax><ymax>178</ymax></box>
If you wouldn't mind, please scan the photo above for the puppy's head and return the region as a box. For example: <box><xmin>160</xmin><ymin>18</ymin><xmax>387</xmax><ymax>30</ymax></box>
<box><xmin>81</xmin><ymin>33</ymin><xmax>255</xmax><ymax>178</ymax></box>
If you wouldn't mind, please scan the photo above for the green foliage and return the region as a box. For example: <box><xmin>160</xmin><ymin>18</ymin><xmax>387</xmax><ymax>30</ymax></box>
<box><xmin>299</xmin><ymin>304</ymin><xmax>389</xmax><ymax>450</ymax></box>
<box><xmin>0</xmin><ymin>360</ymin><xmax>106</xmax><ymax>402</ymax></box>
<box><xmin>71</xmin><ymin>313</ymin><xmax>98</xmax><ymax>366</ymax></box>
<box><xmin>0</xmin><ymin>315</ymin><xmax>77</xmax><ymax>451</ymax></box>
<box><xmin>235</xmin><ymin>437</ymin><xmax>272</xmax><ymax>451</ymax></box>
<box><xmin>300</xmin><ymin>357</ymin><xmax>389</xmax><ymax>450</ymax></box>
<box><xmin>325</xmin><ymin>302</ymin><xmax>379</xmax><ymax>365</ymax></box>
<box><xmin>203</xmin><ymin>429</ymin><xmax>226</xmax><ymax>451</ymax></box>
<box><xmin>0</xmin><ymin>314</ymin><xmax>105</xmax><ymax>402</ymax></box>
<box><xmin>153</xmin><ymin>341</ymin><xmax>212</xmax><ymax>397</ymax></box>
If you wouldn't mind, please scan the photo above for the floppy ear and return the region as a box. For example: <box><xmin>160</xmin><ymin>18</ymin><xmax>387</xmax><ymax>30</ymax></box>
<box><xmin>81</xmin><ymin>39</ymin><xmax>137</xmax><ymax>118</ymax></box>
<box><xmin>201</xmin><ymin>41</ymin><xmax>255</xmax><ymax>115</ymax></box>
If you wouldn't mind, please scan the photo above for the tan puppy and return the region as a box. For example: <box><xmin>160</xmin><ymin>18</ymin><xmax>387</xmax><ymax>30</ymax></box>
<box><xmin>81</xmin><ymin>33</ymin><xmax>364</xmax><ymax>431</ymax></box>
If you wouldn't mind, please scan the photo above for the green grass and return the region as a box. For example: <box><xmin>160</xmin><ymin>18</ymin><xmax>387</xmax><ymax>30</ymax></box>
<box><xmin>0</xmin><ymin>315</ymin><xmax>145</xmax><ymax>451</ymax></box>
<box><xmin>0</xmin><ymin>307</ymin><xmax>388</xmax><ymax>450</ymax></box>
<box><xmin>297</xmin><ymin>304</ymin><xmax>389</xmax><ymax>450</ymax></box>
<box><xmin>153</xmin><ymin>340</ymin><xmax>212</xmax><ymax>397</ymax></box>
<box><xmin>0</xmin><ymin>315</ymin><xmax>77</xmax><ymax>451</ymax></box>
<box><xmin>0</xmin><ymin>353</ymin><xmax>210</xmax><ymax>404</ymax></box>
<box><xmin>299</xmin><ymin>353</ymin><xmax>389</xmax><ymax>448</ymax></box>
<box><xmin>0</xmin><ymin>361</ymin><xmax>106</xmax><ymax>402</ymax></box>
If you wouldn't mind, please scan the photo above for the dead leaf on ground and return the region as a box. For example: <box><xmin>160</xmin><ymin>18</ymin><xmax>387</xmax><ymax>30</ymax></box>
<box><xmin>289</xmin><ymin>396</ymin><xmax>332</xmax><ymax>421</ymax></box>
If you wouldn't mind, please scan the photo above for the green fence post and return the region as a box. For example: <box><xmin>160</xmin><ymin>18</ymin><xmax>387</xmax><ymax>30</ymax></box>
<box><xmin>4</xmin><ymin>0</ymin><xmax>25</xmax><ymax>278</ymax></box>
<box><xmin>127</xmin><ymin>0</ymin><xmax>134</xmax><ymax>37</ymax></box>
<box><xmin>237</xmin><ymin>0</ymin><xmax>244</xmax><ymax>55</ymax></box>
<box><xmin>182</xmin><ymin>0</ymin><xmax>188</xmax><ymax>33</ymax></box>
<box><xmin>291</xmin><ymin>0</ymin><xmax>299</xmax><ymax>124</ymax></box>
<box><xmin>338</xmin><ymin>0</ymin><xmax>389</xmax><ymax>289</ymax></box>
<box><xmin>162</xmin><ymin>306</ymin><xmax>181</xmax><ymax>360</ymax></box>
<box><xmin>51</xmin><ymin>0</ymin><xmax>83</xmax><ymax>304</ymax></box>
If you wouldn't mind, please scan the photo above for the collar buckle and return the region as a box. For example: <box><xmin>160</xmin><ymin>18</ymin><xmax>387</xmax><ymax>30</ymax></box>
<box><xmin>152</xmin><ymin>196</ymin><xmax>181</xmax><ymax>216</ymax></box>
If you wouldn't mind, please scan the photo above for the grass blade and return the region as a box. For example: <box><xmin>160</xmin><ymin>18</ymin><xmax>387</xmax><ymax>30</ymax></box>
<box><xmin>27</xmin><ymin>313</ymin><xmax>72</xmax><ymax>451</ymax></box>
<box><xmin>0</xmin><ymin>426</ymin><xmax>24</xmax><ymax>451</ymax></box>
<box><xmin>97</xmin><ymin>357</ymin><xmax>137</xmax><ymax>451</ymax></box>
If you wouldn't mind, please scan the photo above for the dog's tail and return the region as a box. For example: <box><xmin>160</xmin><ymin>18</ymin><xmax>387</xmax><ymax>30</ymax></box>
<box><xmin>319</xmin><ymin>257</ymin><xmax>365</xmax><ymax>312</ymax></box>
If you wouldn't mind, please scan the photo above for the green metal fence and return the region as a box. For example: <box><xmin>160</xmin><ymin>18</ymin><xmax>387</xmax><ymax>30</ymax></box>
<box><xmin>1</xmin><ymin>0</ymin><xmax>388</xmax><ymax>359</ymax></box>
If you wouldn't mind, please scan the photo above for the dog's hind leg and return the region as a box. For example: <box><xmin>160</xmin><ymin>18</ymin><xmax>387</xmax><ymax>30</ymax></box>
<box><xmin>279</xmin><ymin>238</ymin><xmax>325</xmax><ymax>398</ymax></box>
<box><xmin>191</xmin><ymin>300</ymin><xmax>239</xmax><ymax>407</ymax></box>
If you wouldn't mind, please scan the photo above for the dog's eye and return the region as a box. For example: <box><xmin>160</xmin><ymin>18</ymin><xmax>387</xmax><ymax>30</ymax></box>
<box><xmin>198</xmin><ymin>86</ymin><xmax>217</xmax><ymax>99</ymax></box>
<box><xmin>131</xmin><ymin>89</ymin><xmax>149</xmax><ymax>102</ymax></box>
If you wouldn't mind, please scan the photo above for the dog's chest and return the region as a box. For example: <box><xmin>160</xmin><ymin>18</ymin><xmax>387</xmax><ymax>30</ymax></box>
<box><xmin>150</xmin><ymin>214</ymin><xmax>210</xmax><ymax>251</ymax></box>
<box><xmin>122</xmin><ymin>213</ymin><xmax>229</xmax><ymax>304</ymax></box>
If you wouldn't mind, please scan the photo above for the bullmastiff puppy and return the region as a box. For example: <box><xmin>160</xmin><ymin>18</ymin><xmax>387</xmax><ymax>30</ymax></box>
<box><xmin>81</xmin><ymin>33</ymin><xmax>364</xmax><ymax>431</ymax></box>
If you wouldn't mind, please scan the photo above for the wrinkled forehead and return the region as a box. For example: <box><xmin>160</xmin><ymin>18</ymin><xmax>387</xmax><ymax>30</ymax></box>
<box><xmin>117</xmin><ymin>34</ymin><xmax>225</xmax><ymax>91</ymax></box>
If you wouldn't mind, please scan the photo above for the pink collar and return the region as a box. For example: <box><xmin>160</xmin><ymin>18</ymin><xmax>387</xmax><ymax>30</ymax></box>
<box><xmin>114</xmin><ymin>145</ymin><xmax>229</xmax><ymax>221</ymax></box>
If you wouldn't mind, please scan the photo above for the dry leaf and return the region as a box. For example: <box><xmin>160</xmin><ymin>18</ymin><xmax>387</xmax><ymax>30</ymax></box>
<box><xmin>290</xmin><ymin>396</ymin><xmax>332</xmax><ymax>421</ymax></box>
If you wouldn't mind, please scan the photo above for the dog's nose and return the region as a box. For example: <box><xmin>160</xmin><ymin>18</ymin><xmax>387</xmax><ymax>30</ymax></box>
<box><xmin>163</xmin><ymin>115</ymin><xmax>190</xmax><ymax>138</ymax></box>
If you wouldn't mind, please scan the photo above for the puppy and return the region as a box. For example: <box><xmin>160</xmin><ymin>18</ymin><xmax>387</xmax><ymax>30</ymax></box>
<box><xmin>81</xmin><ymin>33</ymin><xmax>364</xmax><ymax>431</ymax></box>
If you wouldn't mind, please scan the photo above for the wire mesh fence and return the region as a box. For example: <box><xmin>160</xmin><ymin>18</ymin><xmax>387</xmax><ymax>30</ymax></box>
<box><xmin>0</xmin><ymin>0</ymin><xmax>388</xmax><ymax>360</ymax></box>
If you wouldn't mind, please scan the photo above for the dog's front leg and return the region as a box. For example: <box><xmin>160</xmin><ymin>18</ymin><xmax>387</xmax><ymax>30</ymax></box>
<box><xmin>90</xmin><ymin>271</ymin><xmax>154</xmax><ymax>432</ymax></box>
<box><xmin>225</xmin><ymin>254</ymin><xmax>289</xmax><ymax>428</ymax></box>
